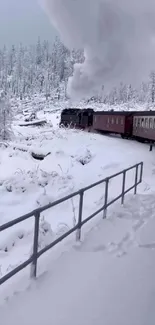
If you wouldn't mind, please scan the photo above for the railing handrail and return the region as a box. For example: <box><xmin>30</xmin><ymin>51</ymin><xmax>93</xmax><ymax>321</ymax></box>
<box><xmin>0</xmin><ymin>161</ymin><xmax>143</xmax><ymax>286</ymax></box>
<box><xmin>0</xmin><ymin>162</ymin><xmax>143</xmax><ymax>232</ymax></box>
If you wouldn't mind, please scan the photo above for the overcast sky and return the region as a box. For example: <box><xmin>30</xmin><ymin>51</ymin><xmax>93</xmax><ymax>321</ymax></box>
<box><xmin>0</xmin><ymin>0</ymin><xmax>56</xmax><ymax>47</ymax></box>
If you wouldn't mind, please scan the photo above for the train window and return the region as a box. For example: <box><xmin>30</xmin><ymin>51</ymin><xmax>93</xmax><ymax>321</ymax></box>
<box><xmin>107</xmin><ymin>118</ymin><xmax>109</xmax><ymax>123</ymax></box>
<box><xmin>149</xmin><ymin>118</ymin><xmax>151</xmax><ymax>128</ymax></box>
<box><xmin>121</xmin><ymin>118</ymin><xmax>123</xmax><ymax>125</ymax></box>
<box><xmin>134</xmin><ymin>118</ymin><xmax>137</xmax><ymax>127</ymax></box>
<box><xmin>94</xmin><ymin>116</ymin><xmax>97</xmax><ymax>123</ymax></box>
<box><xmin>154</xmin><ymin>119</ymin><xmax>155</xmax><ymax>129</ymax></box>
<box><xmin>141</xmin><ymin>118</ymin><xmax>144</xmax><ymax>128</ymax></box>
<box><xmin>112</xmin><ymin>118</ymin><xmax>114</xmax><ymax>124</ymax></box>
<box><xmin>137</xmin><ymin>118</ymin><xmax>140</xmax><ymax>127</ymax></box>
<box><xmin>116</xmin><ymin>118</ymin><xmax>118</xmax><ymax>124</ymax></box>
<box><xmin>145</xmin><ymin>118</ymin><xmax>148</xmax><ymax>128</ymax></box>
<box><xmin>149</xmin><ymin>118</ymin><xmax>153</xmax><ymax>128</ymax></box>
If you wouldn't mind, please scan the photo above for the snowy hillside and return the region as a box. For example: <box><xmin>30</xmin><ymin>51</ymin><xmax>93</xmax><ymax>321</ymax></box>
<box><xmin>0</xmin><ymin>109</ymin><xmax>155</xmax><ymax>290</ymax></box>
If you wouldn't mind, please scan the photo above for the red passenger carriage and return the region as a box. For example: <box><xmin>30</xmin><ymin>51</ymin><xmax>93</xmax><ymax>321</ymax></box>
<box><xmin>93</xmin><ymin>111</ymin><xmax>134</xmax><ymax>138</ymax></box>
<box><xmin>133</xmin><ymin>111</ymin><xmax>155</xmax><ymax>142</ymax></box>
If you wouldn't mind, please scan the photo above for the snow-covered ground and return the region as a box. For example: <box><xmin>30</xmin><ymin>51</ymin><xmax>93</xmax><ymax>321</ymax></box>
<box><xmin>1</xmin><ymin>193</ymin><xmax>155</xmax><ymax>325</ymax></box>
<box><xmin>0</xmin><ymin>108</ymin><xmax>155</xmax><ymax>316</ymax></box>
<box><xmin>10</xmin><ymin>93</ymin><xmax>155</xmax><ymax>116</ymax></box>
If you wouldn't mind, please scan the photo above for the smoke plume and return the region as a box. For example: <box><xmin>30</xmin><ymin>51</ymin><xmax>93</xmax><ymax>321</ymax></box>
<box><xmin>42</xmin><ymin>0</ymin><xmax>155</xmax><ymax>99</ymax></box>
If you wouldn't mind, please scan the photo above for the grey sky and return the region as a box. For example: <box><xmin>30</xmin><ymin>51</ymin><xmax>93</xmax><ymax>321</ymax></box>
<box><xmin>0</xmin><ymin>0</ymin><xmax>56</xmax><ymax>47</ymax></box>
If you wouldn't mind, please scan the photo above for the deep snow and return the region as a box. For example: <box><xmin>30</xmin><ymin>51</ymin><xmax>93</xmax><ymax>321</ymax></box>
<box><xmin>0</xmin><ymin>108</ymin><xmax>155</xmax><ymax>319</ymax></box>
<box><xmin>1</xmin><ymin>194</ymin><xmax>155</xmax><ymax>325</ymax></box>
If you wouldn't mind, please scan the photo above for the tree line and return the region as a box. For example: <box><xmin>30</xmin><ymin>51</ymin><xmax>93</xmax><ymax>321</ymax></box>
<box><xmin>0</xmin><ymin>37</ymin><xmax>84</xmax><ymax>101</ymax></box>
<box><xmin>0</xmin><ymin>36</ymin><xmax>155</xmax><ymax>104</ymax></box>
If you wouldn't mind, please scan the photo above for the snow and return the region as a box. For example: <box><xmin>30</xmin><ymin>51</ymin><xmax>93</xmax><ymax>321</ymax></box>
<box><xmin>10</xmin><ymin>91</ymin><xmax>155</xmax><ymax>116</ymax></box>
<box><xmin>1</xmin><ymin>194</ymin><xmax>155</xmax><ymax>325</ymax></box>
<box><xmin>0</xmin><ymin>109</ymin><xmax>155</xmax><ymax>323</ymax></box>
<box><xmin>18</xmin><ymin>119</ymin><xmax>47</xmax><ymax>127</ymax></box>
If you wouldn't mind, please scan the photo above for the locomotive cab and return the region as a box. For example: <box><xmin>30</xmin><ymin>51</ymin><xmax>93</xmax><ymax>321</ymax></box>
<box><xmin>60</xmin><ymin>108</ymin><xmax>81</xmax><ymax>127</ymax></box>
<box><xmin>79</xmin><ymin>109</ymin><xmax>94</xmax><ymax>128</ymax></box>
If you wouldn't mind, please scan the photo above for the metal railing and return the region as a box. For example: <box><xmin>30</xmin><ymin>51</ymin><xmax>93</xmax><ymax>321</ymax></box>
<box><xmin>0</xmin><ymin>161</ymin><xmax>143</xmax><ymax>286</ymax></box>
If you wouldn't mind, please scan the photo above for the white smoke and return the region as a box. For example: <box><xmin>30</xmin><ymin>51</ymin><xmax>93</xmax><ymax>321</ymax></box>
<box><xmin>42</xmin><ymin>0</ymin><xmax>155</xmax><ymax>99</ymax></box>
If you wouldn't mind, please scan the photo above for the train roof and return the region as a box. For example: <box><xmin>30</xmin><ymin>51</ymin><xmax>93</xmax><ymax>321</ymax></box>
<box><xmin>61</xmin><ymin>108</ymin><xmax>155</xmax><ymax>116</ymax></box>
<box><xmin>62</xmin><ymin>108</ymin><xmax>81</xmax><ymax>113</ymax></box>
<box><xmin>132</xmin><ymin>110</ymin><xmax>155</xmax><ymax>116</ymax></box>
<box><xmin>61</xmin><ymin>108</ymin><xmax>94</xmax><ymax>114</ymax></box>
<box><xmin>94</xmin><ymin>110</ymin><xmax>155</xmax><ymax>116</ymax></box>
<box><xmin>94</xmin><ymin>110</ymin><xmax>137</xmax><ymax>116</ymax></box>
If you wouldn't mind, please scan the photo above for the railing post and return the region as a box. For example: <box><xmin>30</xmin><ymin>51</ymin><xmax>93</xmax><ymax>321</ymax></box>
<box><xmin>121</xmin><ymin>170</ymin><xmax>126</xmax><ymax>205</ymax></box>
<box><xmin>134</xmin><ymin>165</ymin><xmax>139</xmax><ymax>195</ymax></box>
<box><xmin>140</xmin><ymin>162</ymin><xmax>143</xmax><ymax>183</ymax></box>
<box><xmin>30</xmin><ymin>211</ymin><xmax>40</xmax><ymax>279</ymax></box>
<box><xmin>76</xmin><ymin>191</ymin><xmax>84</xmax><ymax>241</ymax></box>
<box><xmin>103</xmin><ymin>178</ymin><xmax>109</xmax><ymax>219</ymax></box>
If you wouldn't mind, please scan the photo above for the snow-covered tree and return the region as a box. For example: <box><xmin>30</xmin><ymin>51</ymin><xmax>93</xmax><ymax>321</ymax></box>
<box><xmin>0</xmin><ymin>91</ymin><xmax>12</xmax><ymax>140</ymax></box>
<box><xmin>149</xmin><ymin>71</ymin><xmax>155</xmax><ymax>104</ymax></box>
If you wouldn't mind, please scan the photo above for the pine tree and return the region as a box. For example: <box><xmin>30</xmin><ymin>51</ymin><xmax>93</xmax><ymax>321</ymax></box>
<box><xmin>0</xmin><ymin>91</ymin><xmax>12</xmax><ymax>140</ymax></box>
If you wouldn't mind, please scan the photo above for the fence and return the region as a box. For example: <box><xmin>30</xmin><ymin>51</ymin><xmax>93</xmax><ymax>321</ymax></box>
<box><xmin>0</xmin><ymin>161</ymin><xmax>143</xmax><ymax>286</ymax></box>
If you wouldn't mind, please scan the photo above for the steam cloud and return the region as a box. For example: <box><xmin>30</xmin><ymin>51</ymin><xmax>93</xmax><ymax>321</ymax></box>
<box><xmin>42</xmin><ymin>0</ymin><xmax>155</xmax><ymax>99</ymax></box>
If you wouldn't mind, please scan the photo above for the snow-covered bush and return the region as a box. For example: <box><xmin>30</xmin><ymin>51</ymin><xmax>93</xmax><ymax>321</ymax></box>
<box><xmin>38</xmin><ymin>217</ymin><xmax>54</xmax><ymax>250</ymax></box>
<box><xmin>74</xmin><ymin>148</ymin><xmax>94</xmax><ymax>166</ymax></box>
<box><xmin>0</xmin><ymin>229</ymin><xmax>26</xmax><ymax>253</ymax></box>
<box><xmin>56</xmin><ymin>223</ymin><xmax>70</xmax><ymax>237</ymax></box>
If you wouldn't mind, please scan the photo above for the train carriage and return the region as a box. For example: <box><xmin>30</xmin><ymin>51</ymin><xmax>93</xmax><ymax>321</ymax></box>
<box><xmin>132</xmin><ymin>111</ymin><xmax>155</xmax><ymax>142</ymax></box>
<box><xmin>93</xmin><ymin>111</ymin><xmax>134</xmax><ymax>138</ymax></box>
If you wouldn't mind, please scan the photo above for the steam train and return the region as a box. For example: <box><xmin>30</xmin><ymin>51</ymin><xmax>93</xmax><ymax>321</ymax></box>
<box><xmin>60</xmin><ymin>108</ymin><xmax>155</xmax><ymax>144</ymax></box>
